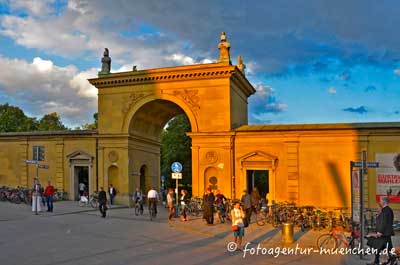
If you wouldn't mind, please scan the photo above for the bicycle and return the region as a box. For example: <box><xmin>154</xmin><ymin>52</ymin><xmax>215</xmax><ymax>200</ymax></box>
<box><xmin>134</xmin><ymin>200</ymin><xmax>144</xmax><ymax>216</ymax></box>
<box><xmin>148</xmin><ymin>199</ymin><xmax>157</xmax><ymax>221</ymax></box>
<box><xmin>78</xmin><ymin>193</ymin><xmax>98</xmax><ymax>208</ymax></box>
<box><xmin>316</xmin><ymin>224</ymin><xmax>360</xmax><ymax>249</ymax></box>
<box><xmin>255</xmin><ymin>206</ymin><xmax>269</xmax><ymax>226</ymax></box>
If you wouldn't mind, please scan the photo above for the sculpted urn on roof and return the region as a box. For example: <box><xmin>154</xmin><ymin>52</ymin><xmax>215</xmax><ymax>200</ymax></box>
<box><xmin>218</xmin><ymin>32</ymin><xmax>231</xmax><ymax>64</ymax></box>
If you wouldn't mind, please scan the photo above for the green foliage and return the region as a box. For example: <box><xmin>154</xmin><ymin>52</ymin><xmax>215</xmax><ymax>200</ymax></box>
<box><xmin>160</xmin><ymin>114</ymin><xmax>192</xmax><ymax>193</ymax></box>
<box><xmin>82</xmin><ymin>112</ymin><xmax>98</xmax><ymax>130</ymax></box>
<box><xmin>0</xmin><ymin>103</ymin><xmax>68</xmax><ymax>132</ymax></box>
<box><xmin>37</xmin><ymin>112</ymin><xmax>67</xmax><ymax>131</ymax></box>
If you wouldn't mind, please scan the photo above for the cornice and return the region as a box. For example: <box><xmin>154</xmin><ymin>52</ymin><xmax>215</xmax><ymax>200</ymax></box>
<box><xmin>88</xmin><ymin>63</ymin><xmax>236</xmax><ymax>88</ymax></box>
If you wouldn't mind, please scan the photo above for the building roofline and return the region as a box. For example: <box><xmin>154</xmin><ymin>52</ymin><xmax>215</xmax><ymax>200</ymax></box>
<box><xmin>0</xmin><ymin>130</ymin><xmax>98</xmax><ymax>137</ymax></box>
<box><xmin>235</xmin><ymin>122</ymin><xmax>400</xmax><ymax>132</ymax></box>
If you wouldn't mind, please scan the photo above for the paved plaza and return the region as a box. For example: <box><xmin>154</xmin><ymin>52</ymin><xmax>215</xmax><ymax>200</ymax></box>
<box><xmin>0</xmin><ymin>201</ymin><xmax>396</xmax><ymax>265</ymax></box>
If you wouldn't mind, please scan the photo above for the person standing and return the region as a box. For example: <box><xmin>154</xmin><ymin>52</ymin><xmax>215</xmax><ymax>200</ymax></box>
<box><xmin>203</xmin><ymin>187</ymin><xmax>215</xmax><ymax>225</ymax></box>
<box><xmin>108</xmin><ymin>184</ymin><xmax>117</xmax><ymax>205</ymax></box>
<box><xmin>251</xmin><ymin>187</ymin><xmax>261</xmax><ymax>205</ymax></box>
<box><xmin>241</xmin><ymin>189</ymin><xmax>256</xmax><ymax>227</ymax></box>
<box><xmin>31</xmin><ymin>178</ymin><xmax>42</xmax><ymax>213</ymax></box>
<box><xmin>231</xmin><ymin>201</ymin><xmax>245</xmax><ymax>251</ymax></box>
<box><xmin>98</xmin><ymin>187</ymin><xmax>107</xmax><ymax>218</ymax></box>
<box><xmin>147</xmin><ymin>187</ymin><xmax>159</xmax><ymax>216</ymax></box>
<box><xmin>180</xmin><ymin>189</ymin><xmax>189</xmax><ymax>221</ymax></box>
<box><xmin>44</xmin><ymin>181</ymin><xmax>55</xmax><ymax>212</ymax></box>
<box><xmin>167</xmin><ymin>188</ymin><xmax>175</xmax><ymax>221</ymax></box>
<box><xmin>78</xmin><ymin>182</ymin><xmax>86</xmax><ymax>199</ymax></box>
<box><xmin>368</xmin><ymin>196</ymin><xmax>395</xmax><ymax>265</ymax></box>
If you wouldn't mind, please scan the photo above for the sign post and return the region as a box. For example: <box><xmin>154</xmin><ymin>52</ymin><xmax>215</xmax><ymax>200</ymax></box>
<box><xmin>350</xmin><ymin>151</ymin><xmax>379</xmax><ymax>258</ymax></box>
<box><xmin>171</xmin><ymin>162</ymin><xmax>182</xmax><ymax>217</ymax></box>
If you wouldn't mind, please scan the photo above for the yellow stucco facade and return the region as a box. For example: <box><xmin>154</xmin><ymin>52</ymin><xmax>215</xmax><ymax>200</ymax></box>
<box><xmin>0</xmin><ymin>60</ymin><xmax>400</xmax><ymax>210</ymax></box>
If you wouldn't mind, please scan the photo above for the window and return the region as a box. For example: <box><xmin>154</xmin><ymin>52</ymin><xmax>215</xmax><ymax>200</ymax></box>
<box><xmin>33</xmin><ymin>146</ymin><xmax>45</xmax><ymax>161</ymax></box>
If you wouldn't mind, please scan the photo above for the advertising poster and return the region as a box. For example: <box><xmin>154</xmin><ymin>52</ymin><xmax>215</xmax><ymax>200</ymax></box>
<box><xmin>351</xmin><ymin>170</ymin><xmax>360</xmax><ymax>223</ymax></box>
<box><xmin>376</xmin><ymin>153</ymin><xmax>400</xmax><ymax>203</ymax></box>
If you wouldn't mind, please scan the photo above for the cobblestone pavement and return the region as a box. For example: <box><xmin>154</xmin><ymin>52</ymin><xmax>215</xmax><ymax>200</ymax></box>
<box><xmin>0</xmin><ymin>201</ymin><xmax>397</xmax><ymax>265</ymax></box>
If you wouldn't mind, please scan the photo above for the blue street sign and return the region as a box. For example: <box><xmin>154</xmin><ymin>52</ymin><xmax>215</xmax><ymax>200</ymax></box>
<box><xmin>37</xmin><ymin>164</ymin><xmax>49</xmax><ymax>169</ymax></box>
<box><xmin>351</xmin><ymin>161</ymin><xmax>379</xmax><ymax>168</ymax></box>
<box><xmin>25</xmin><ymin>160</ymin><xmax>37</xmax><ymax>164</ymax></box>
<box><xmin>367</xmin><ymin>162</ymin><xmax>379</xmax><ymax>168</ymax></box>
<box><xmin>171</xmin><ymin>162</ymin><xmax>182</xmax><ymax>173</ymax></box>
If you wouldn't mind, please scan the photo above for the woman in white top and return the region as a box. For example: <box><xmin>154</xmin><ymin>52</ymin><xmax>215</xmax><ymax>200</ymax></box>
<box><xmin>231</xmin><ymin>201</ymin><xmax>245</xmax><ymax>250</ymax></box>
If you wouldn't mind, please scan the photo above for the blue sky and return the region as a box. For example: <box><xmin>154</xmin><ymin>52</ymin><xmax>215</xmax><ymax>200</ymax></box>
<box><xmin>0</xmin><ymin>0</ymin><xmax>399</xmax><ymax>128</ymax></box>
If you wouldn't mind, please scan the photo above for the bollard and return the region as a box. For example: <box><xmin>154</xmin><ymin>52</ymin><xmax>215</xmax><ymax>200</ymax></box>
<box><xmin>282</xmin><ymin>222</ymin><xmax>294</xmax><ymax>244</ymax></box>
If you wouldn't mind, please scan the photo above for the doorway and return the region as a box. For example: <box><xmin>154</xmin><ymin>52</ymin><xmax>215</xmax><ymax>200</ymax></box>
<box><xmin>246</xmin><ymin>170</ymin><xmax>269</xmax><ymax>198</ymax></box>
<box><xmin>74</xmin><ymin>166</ymin><xmax>89</xmax><ymax>200</ymax></box>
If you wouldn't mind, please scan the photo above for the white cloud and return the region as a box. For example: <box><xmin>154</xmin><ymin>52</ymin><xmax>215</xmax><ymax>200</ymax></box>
<box><xmin>166</xmin><ymin>53</ymin><xmax>195</xmax><ymax>65</ymax></box>
<box><xmin>69</xmin><ymin>68</ymin><xmax>98</xmax><ymax>99</ymax></box>
<box><xmin>255</xmin><ymin>83</ymin><xmax>274</xmax><ymax>100</ymax></box>
<box><xmin>8</xmin><ymin>0</ymin><xmax>55</xmax><ymax>16</ymax></box>
<box><xmin>0</xmin><ymin>56</ymin><xmax>97</xmax><ymax>126</ymax></box>
<box><xmin>394</xmin><ymin>69</ymin><xmax>400</xmax><ymax>76</ymax></box>
<box><xmin>328</xmin><ymin>86</ymin><xmax>337</xmax><ymax>95</ymax></box>
<box><xmin>32</xmin><ymin>57</ymin><xmax>54</xmax><ymax>72</ymax></box>
<box><xmin>42</xmin><ymin>101</ymin><xmax>82</xmax><ymax>116</ymax></box>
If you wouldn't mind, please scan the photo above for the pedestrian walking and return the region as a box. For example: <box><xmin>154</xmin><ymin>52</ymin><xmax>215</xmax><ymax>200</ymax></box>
<box><xmin>98</xmin><ymin>187</ymin><xmax>107</xmax><ymax>218</ymax></box>
<box><xmin>78</xmin><ymin>182</ymin><xmax>86</xmax><ymax>199</ymax></box>
<box><xmin>231</xmin><ymin>201</ymin><xmax>245</xmax><ymax>251</ymax></box>
<box><xmin>180</xmin><ymin>189</ymin><xmax>189</xmax><ymax>221</ymax></box>
<box><xmin>203</xmin><ymin>187</ymin><xmax>215</xmax><ymax>225</ymax></box>
<box><xmin>108</xmin><ymin>184</ymin><xmax>117</xmax><ymax>205</ymax></box>
<box><xmin>367</xmin><ymin>196</ymin><xmax>396</xmax><ymax>265</ymax></box>
<box><xmin>241</xmin><ymin>189</ymin><xmax>256</xmax><ymax>227</ymax></box>
<box><xmin>44</xmin><ymin>180</ymin><xmax>55</xmax><ymax>212</ymax></box>
<box><xmin>167</xmin><ymin>188</ymin><xmax>175</xmax><ymax>221</ymax></box>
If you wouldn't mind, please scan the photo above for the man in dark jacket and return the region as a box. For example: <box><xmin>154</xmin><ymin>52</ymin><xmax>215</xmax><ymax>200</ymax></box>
<box><xmin>203</xmin><ymin>187</ymin><xmax>215</xmax><ymax>225</ymax></box>
<box><xmin>108</xmin><ymin>184</ymin><xmax>117</xmax><ymax>205</ymax></box>
<box><xmin>368</xmin><ymin>196</ymin><xmax>395</xmax><ymax>265</ymax></box>
<box><xmin>98</xmin><ymin>187</ymin><xmax>107</xmax><ymax>218</ymax></box>
<box><xmin>241</xmin><ymin>189</ymin><xmax>256</xmax><ymax>227</ymax></box>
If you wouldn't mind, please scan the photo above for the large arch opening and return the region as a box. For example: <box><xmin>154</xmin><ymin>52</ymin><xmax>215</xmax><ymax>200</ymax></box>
<box><xmin>128</xmin><ymin>99</ymin><xmax>192</xmax><ymax>198</ymax></box>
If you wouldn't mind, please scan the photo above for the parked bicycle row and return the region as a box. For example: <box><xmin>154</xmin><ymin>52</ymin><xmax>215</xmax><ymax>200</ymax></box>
<box><xmin>0</xmin><ymin>185</ymin><xmax>68</xmax><ymax>205</ymax></box>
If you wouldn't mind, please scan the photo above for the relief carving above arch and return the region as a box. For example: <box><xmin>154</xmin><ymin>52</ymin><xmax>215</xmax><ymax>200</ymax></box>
<box><xmin>171</xmin><ymin>89</ymin><xmax>200</xmax><ymax>115</ymax></box>
<box><xmin>122</xmin><ymin>92</ymin><xmax>148</xmax><ymax>116</ymax></box>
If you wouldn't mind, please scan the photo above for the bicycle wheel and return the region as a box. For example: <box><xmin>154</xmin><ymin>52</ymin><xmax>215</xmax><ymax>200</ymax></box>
<box><xmin>317</xmin><ymin>234</ymin><xmax>337</xmax><ymax>249</ymax></box>
<box><xmin>78</xmin><ymin>200</ymin><xmax>85</xmax><ymax>207</ymax></box>
<box><xmin>90</xmin><ymin>200</ymin><xmax>98</xmax><ymax>209</ymax></box>
<box><xmin>256</xmin><ymin>212</ymin><xmax>266</xmax><ymax>226</ymax></box>
<box><xmin>135</xmin><ymin>204</ymin><xmax>139</xmax><ymax>216</ymax></box>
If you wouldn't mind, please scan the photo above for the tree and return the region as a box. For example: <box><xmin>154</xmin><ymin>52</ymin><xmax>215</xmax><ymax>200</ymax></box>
<box><xmin>0</xmin><ymin>103</ymin><xmax>38</xmax><ymax>132</ymax></box>
<box><xmin>160</xmin><ymin>114</ymin><xmax>192</xmax><ymax>194</ymax></box>
<box><xmin>37</xmin><ymin>112</ymin><xmax>67</xmax><ymax>131</ymax></box>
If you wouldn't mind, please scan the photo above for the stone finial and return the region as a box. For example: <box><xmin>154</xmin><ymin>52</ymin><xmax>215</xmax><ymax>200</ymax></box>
<box><xmin>132</xmin><ymin>65</ymin><xmax>137</xmax><ymax>71</ymax></box>
<box><xmin>99</xmin><ymin>48</ymin><xmax>111</xmax><ymax>75</ymax></box>
<box><xmin>218</xmin><ymin>32</ymin><xmax>231</xmax><ymax>64</ymax></box>
<box><xmin>237</xmin><ymin>55</ymin><xmax>246</xmax><ymax>75</ymax></box>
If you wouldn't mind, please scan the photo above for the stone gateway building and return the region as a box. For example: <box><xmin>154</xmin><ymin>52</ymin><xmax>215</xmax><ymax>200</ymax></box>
<box><xmin>1</xmin><ymin>34</ymin><xmax>400</xmax><ymax>210</ymax></box>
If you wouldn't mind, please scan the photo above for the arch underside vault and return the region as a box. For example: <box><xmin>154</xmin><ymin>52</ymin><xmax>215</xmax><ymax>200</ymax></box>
<box><xmin>129</xmin><ymin>99</ymin><xmax>186</xmax><ymax>141</ymax></box>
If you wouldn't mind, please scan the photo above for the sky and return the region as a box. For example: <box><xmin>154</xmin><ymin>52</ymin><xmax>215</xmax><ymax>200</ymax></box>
<box><xmin>0</xmin><ymin>0</ymin><xmax>399</xmax><ymax>128</ymax></box>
